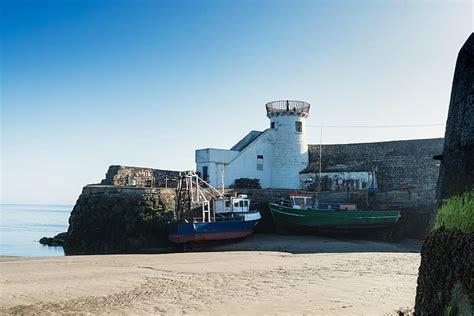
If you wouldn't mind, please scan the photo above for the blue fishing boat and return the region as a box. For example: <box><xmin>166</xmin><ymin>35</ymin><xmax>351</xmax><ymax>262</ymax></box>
<box><xmin>167</xmin><ymin>172</ymin><xmax>261</xmax><ymax>243</ymax></box>
<box><xmin>167</xmin><ymin>201</ymin><xmax>261</xmax><ymax>243</ymax></box>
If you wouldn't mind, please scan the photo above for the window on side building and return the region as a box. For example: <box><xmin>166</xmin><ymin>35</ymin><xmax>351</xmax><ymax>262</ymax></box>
<box><xmin>202</xmin><ymin>166</ymin><xmax>208</xmax><ymax>180</ymax></box>
<box><xmin>257</xmin><ymin>155</ymin><xmax>263</xmax><ymax>170</ymax></box>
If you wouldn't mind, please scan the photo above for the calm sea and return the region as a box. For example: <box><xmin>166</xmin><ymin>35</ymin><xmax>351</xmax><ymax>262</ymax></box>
<box><xmin>0</xmin><ymin>204</ymin><xmax>72</xmax><ymax>256</ymax></box>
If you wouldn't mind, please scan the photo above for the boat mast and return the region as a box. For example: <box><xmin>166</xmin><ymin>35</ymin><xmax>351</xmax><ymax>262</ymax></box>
<box><xmin>221</xmin><ymin>163</ymin><xmax>225</xmax><ymax>195</ymax></box>
<box><xmin>175</xmin><ymin>171</ymin><xmax>226</xmax><ymax>223</ymax></box>
<box><xmin>319</xmin><ymin>127</ymin><xmax>322</xmax><ymax>191</ymax></box>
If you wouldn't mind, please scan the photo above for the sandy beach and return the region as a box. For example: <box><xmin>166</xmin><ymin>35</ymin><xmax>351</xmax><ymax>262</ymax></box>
<box><xmin>0</xmin><ymin>235</ymin><xmax>421</xmax><ymax>315</ymax></box>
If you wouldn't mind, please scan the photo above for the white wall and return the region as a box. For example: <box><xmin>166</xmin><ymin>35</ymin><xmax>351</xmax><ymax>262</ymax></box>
<box><xmin>223</xmin><ymin>129</ymin><xmax>274</xmax><ymax>188</ymax></box>
<box><xmin>195</xmin><ymin>148</ymin><xmax>239</xmax><ymax>164</ymax></box>
<box><xmin>195</xmin><ymin>130</ymin><xmax>274</xmax><ymax>189</ymax></box>
<box><xmin>269</xmin><ymin>113</ymin><xmax>309</xmax><ymax>189</ymax></box>
<box><xmin>195</xmin><ymin>149</ymin><xmax>239</xmax><ymax>186</ymax></box>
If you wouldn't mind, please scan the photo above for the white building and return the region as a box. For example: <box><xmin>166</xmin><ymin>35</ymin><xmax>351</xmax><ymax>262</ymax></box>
<box><xmin>195</xmin><ymin>100</ymin><xmax>310</xmax><ymax>189</ymax></box>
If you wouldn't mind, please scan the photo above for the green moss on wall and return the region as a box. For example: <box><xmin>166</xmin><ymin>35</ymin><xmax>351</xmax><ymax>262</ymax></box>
<box><xmin>435</xmin><ymin>191</ymin><xmax>474</xmax><ymax>232</ymax></box>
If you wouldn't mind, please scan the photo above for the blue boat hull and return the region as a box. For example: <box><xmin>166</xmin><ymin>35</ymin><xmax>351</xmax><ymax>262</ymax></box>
<box><xmin>167</xmin><ymin>218</ymin><xmax>260</xmax><ymax>243</ymax></box>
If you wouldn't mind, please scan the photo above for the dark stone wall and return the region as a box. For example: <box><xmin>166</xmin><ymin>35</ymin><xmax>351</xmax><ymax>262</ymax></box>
<box><xmin>306</xmin><ymin>138</ymin><xmax>443</xmax><ymax>192</ymax></box>
<box><xmin>436</xmin><ymin>33</ymin><xmax>474</xmax><ymax>202</ymax></box>
<box><xmin>101</xmin><ymin>165</ymin><xmax>180</xmax><ymax>188</ymax></box>
<box><xmin>64</xmin><ymin>185</ymin><xmax>176</xmax><ymax>255</ymax></box>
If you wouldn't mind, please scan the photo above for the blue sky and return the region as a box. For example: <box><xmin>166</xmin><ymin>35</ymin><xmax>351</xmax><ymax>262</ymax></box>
<box><xmin>1</xmin><ymin>0</ymin><xmax>473</xmax><ymax>204</ymax></box>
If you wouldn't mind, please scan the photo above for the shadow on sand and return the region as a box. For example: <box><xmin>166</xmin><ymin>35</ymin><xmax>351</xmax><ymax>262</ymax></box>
<box><xmin>199</xmin><ymin>233</ymin><xmax>422</xmax><ymax>254</ymax></box>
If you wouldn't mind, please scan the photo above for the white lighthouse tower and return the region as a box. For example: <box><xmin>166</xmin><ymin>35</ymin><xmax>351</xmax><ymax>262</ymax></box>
<box><xmin>266</xmin><ymin>100</ymin><xmax>310</xmax><ymax>189</ymax></box>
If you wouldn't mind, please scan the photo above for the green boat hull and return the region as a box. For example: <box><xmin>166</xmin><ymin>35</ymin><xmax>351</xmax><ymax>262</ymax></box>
<box><xmin>269</xmin><ymin>203</ymin><xmax>401</xmax><ymax>232</ymax></box>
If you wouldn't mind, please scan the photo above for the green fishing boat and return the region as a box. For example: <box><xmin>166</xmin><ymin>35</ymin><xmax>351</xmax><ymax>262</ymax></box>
<box><xmin>269</xmin><ymin>194</ymin><xmax>401</xmax><ymax>233</ymax></box>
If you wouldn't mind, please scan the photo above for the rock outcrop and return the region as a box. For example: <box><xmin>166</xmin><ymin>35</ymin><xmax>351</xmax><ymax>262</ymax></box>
<box><xmin>415</xmin><ymin>33</ymin><xmax>474</xmax><ymax>315</ymax></box>
<box><xmin>64</xmin><ymin>185</ymin><xmax>175</xmax><ymax>255</ymax></box>
<box><xmin>39</xmin><ymin>232</ymin><xmax>68</xmax><ymax>247</ymax></box>
<box><xmin>436</xmin><ymin>33</ymin><xmax>474</xmax><ymax>202</ymax></box>
<box><xmin>415</xmin><ymin>229</ymin><xmax>473</xmax><ymax>314</ymax></box>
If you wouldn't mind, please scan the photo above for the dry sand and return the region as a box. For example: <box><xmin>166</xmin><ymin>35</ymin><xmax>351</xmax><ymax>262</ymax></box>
<box><xmin>0</xmin><ymin>235</ymin><xmax>421</xmax><ymax>315</ymax></box>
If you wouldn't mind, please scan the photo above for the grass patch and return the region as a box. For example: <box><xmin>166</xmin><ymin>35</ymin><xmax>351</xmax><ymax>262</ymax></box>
<box><xmin>435</xmin><ymin>191</ymin><xmax>474</xmax><ymax>232</ymax></box>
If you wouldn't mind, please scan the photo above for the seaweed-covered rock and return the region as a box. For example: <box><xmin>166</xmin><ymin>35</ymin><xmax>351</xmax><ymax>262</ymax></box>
<box><xmin>39</xmin><ymin>232</ymin><xmax>68</xmax><ymax>246</ymax></box>
<box><xmin>414</xmin><ymin>229</ymin><xmax>473</xmax><ymax>315</ymax></box>
<box><xmin>64</xmin><ymin>185</ymin><xmax>175</xmax><ymax>255</ymax></box>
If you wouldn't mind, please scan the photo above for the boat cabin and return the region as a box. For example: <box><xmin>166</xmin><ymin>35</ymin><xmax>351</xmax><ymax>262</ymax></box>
<box><xmin>289</xmin><ymin>193</ymin><xmax>358</xmax><ymax>211</ymax></box>
<box><xmin>290</xmin><ymin>194</ymin><xmax>314</xmax><ymax>210</ymax></box>
<box><xmin>214</xmin><ymin>194</ymin><xmax>251</xmax><ymax>214</ymax></box>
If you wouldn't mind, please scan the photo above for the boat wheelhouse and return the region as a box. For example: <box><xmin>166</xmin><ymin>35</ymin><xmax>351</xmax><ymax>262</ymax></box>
<box><xmin>214</xmin><ymin>195</ymin><xmax>250</xmax><ymax>214</ymax></box>
<box><xmin>289</xmin><ymin>193</ymin><xmax>357</xmax><ymax>211</ymax></box>
<box><xmin>289</xmin><ymin>193</ymin><xmax>316</xmax><ymax>210</ymax></box>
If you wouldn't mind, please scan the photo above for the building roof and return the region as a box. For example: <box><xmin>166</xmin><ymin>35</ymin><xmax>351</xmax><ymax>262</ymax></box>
<box><xmin>230</xmin><ymin>130</ymin><xmax>264</xmax><ymax>151</ymax></box>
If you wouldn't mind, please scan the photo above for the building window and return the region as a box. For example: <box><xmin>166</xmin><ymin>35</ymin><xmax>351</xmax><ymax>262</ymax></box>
<box><xmin>257</xmin><ymin>154</ymin><xmax>263</xmax><ymax>170</ymax></box>
<box><xmin>202</xmin><ymin>166</ymin><xmax>208</xmax><ymax>181</ymax></box>
<box><xmin>295</xmin><ymin>121</ymin><xmax>302</xmax><ymax>133</ymax></box>
<box><xmin>270</xmin><ymin>122</ymin><xmax>275</xmax><ymax>129</ymax></box>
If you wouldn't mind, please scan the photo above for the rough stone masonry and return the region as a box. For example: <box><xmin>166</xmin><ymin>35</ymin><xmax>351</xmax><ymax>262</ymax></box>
<box><xmin>436</xmin><ymin>32</ymin><xmax>474</xmax><ymax>203</ymax></box>
<box><xmin>415</xmin><ymin>33</ymin><xmax>474</xmax><ymax>316</ymax></box>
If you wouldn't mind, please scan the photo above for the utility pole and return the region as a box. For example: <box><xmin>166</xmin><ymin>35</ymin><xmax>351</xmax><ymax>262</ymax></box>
<box><xmin>319</xmin><ymin>127</ymin><xmax>323</xmax><ymax>191</ymax></box>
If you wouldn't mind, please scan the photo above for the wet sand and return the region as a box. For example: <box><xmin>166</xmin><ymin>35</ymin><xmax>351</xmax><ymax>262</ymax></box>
<box><xmin>0</xmin><ymin>234</ymin><xmax>421</xmax><ymax>315</ymax></box>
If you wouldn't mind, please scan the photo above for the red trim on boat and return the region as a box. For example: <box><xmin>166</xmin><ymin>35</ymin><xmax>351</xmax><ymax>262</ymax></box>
<box><xmin>169</xmin><ymin>230</ymin><xmax>254</xmax><ymax>243</ymax></box>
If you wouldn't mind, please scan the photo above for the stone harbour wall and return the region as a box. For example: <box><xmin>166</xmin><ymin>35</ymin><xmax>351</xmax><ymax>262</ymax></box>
<box><xmin>101</xmin><ymin>165</ymin><xmax>181</xmax><ymax>188</ymax></box>
<box><xmin>306</xmin><ymin>138</ymin><xmax>443</xmax><ymax>192</ymax></box>
<box><xmin>64</xmin><ymin>185</ymin><xmax>176</xmax><ymax>255</ymax></box>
